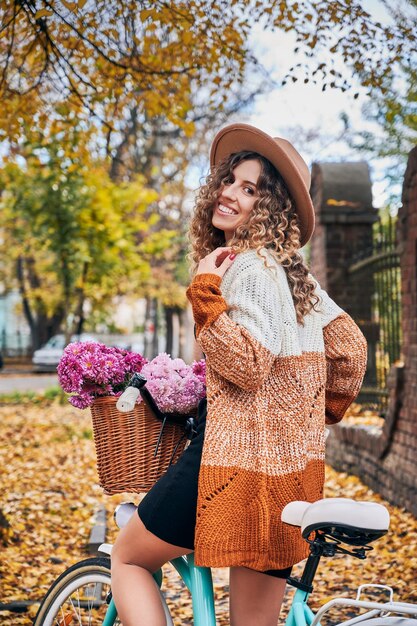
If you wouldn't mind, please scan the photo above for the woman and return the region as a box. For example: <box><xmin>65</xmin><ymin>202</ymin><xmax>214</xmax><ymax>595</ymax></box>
<box><xmin>111</xmin><ymin>123</ymin><xmax>367</xmax><ymax>626</ymax></box>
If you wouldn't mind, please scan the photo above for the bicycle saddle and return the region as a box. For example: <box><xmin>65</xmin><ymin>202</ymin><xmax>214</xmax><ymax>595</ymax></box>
<box><xmin>281</xmin><ymin>498</ymin><xmax>390</xmax><ymax>545</ymax></box>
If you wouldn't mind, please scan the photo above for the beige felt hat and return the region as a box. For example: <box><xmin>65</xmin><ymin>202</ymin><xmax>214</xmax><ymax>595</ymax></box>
<box><xmin>210</xmin><ymin>123</ymin><xmax>315</xmax><ymax>247</ymax></box>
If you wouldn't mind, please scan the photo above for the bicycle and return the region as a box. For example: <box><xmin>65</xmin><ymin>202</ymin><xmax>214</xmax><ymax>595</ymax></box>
<box><xmin>33</xmin><ymin>380</ymin><xmax>417</xmax><ymax>626</ymax></box>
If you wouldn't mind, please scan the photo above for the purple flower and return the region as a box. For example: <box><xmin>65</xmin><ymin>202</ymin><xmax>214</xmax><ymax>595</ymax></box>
<box><xmin>124</xmin><ymin>352</ymin><xmax>147</xmax><ymax>375</ymax></box>
<box><xmin>68</xmin><ymin>392</ymin><xmax>94</xmax><ymax>409</ymax></box>
<box><xmin>57</xmin><ymin>341</ymin><xmax>147</xmax><ymax>409</ymax></box>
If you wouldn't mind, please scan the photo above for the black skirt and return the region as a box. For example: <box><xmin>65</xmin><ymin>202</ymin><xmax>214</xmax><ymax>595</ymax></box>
<box><xmin>138</xmin><ymin>398</ymin><xmax>292</xmax><ymax>579</ymax></box>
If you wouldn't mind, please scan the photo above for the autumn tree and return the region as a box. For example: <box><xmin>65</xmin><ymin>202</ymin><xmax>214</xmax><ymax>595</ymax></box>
<box><xmin>2</xmin><ymin>1</ymin><xmax>415</xmax><ymax>169</ymax></box>
<box><xmin>0</xmin><ymin>131</ymin><xmax>156</xmax><ymax>350</ymax></box>
<box><xmin>2</xmin><ymin>0</ymin><xmax>415</xmax><ymax>213</ymax></box>
<box><xmin>0</xmin><ymin>1</ymin><xmax>257</xmax><ymax>146</ymax></box>
<box><xmin>1</xmin><ymin>2</ymin><xmax>415</xmax><ymax>131</ymax></box>
<box><xmin>0</xmin><ymin>1</ymin><xmax>263</xmax><ymax>351</ymax></box>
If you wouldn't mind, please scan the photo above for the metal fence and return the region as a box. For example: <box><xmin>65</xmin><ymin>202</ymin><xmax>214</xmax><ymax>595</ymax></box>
<box><xmin>348</xmin><ymin>216</ymin><xmax>402</xmax><ymax>415</ymax></box>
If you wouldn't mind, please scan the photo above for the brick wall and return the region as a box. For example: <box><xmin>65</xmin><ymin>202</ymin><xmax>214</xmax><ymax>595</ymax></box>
<box><xmin>321</xmin><ymin>147</ymin><xmax>417</xmax><ymax>515</ymax></box>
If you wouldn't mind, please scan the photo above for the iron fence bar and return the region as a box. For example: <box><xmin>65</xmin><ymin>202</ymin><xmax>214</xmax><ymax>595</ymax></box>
<box><xmin>348</xmin><ymin>215</ymin><xmax>401</xmax><ymax>415</ymax></box>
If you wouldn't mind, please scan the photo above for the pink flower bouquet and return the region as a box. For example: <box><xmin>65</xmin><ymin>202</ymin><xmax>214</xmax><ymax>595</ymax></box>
<box><xmin>58</xmin><ymin>342</ymin><xmax>206</xmax><ymax>414</ymax></box>
<box><xmin>140</xmin><ymin>353</ymin><xmax>206</xmax><ymax>415</ymax></box>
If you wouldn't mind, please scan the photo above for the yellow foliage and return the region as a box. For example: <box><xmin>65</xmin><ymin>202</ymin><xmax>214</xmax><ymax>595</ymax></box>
<box><xmin>34</xmin><ymin>8</ymin><xmax>52</xmax><ymax>19</ymax></box>
<box><xmin>0</xmin><ymin>1</ymin><xmax>253</xmax><ymax>145</ymax></box>
<box><xmin>60</xmin><ymin>0</ymin><xmax>77</xmax><ymax>10</ymax></box>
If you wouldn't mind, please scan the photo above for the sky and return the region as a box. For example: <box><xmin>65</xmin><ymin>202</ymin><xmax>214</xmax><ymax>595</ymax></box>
<box><xmin>248</xmin><ymin>0</ymin><xmax>392</xmax><ymax>137</ymax></box>
<box><xmin>240</xmin><ymin>0</ymin><xmax>404</xmax><ymax>209</ymax></box>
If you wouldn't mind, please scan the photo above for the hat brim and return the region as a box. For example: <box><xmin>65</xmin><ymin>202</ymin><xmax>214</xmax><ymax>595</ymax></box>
<box><xmin>210</xmin><ymin>124</ymin><xmax>315</xmax><ymax>247</ymax></box>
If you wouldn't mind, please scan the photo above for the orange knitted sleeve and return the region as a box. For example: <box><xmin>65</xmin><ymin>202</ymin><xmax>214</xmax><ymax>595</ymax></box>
<box><xmin>323</xmin><ymin>312</ymin><xmax>368</xmax><ymax>424</ymax></box>
<box><xmin>186</xmin><ymin>273</ymin><xmax>228</xmax><ymax>336</ymax></box>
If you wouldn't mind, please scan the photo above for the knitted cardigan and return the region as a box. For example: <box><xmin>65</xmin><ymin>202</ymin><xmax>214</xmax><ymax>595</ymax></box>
<box><xmin>186</xmin><ymin>249</ymin><xmax>367</xmax><ymax>571</ymax></box>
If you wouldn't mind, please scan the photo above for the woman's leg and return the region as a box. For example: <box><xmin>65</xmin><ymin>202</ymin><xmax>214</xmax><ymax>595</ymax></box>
<box><xmin>111</xmin><ymin>512</ymin><xmax>192</xmax><ymax>626</ymax></box>
<box><xmin>229</xmin><ymin>567</ymin><xmax>287</xmax><ymax>626</ymax></box>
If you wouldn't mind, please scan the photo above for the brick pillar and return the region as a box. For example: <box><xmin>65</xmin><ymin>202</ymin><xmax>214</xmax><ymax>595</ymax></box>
<box><xmin>309</xmin><ymin>161</ymin><xmax>378</xmax><ymax>316</ymax></box>
<box><xmin>309</xmin><ymin>161</ymin><xmax>379</xmax><ymax>390</ymax></box>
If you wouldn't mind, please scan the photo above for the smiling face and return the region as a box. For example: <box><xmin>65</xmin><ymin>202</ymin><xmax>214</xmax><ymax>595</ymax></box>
<box><xmin>212</xmin><ymin>158</ymin><xmax>261</xmax><ymax>244</ymax></box>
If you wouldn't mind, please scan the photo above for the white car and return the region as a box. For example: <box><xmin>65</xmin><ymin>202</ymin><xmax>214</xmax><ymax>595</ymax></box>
<box><xmin>32</xmin><ymin>334</ymin><xmax>98</xmax><ymax>372</ymax></box>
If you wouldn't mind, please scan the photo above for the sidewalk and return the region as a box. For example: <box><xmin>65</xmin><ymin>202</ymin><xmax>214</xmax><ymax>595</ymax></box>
<box><xmin>0</xmin><ymin>369</ymin><xmax>58</xmax><ymax>393</ymax></box>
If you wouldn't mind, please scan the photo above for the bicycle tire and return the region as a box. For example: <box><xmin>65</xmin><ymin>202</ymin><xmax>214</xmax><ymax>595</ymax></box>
<box><xmin>33</xmin><ymin>556</ymin><xmax>115</xmax><ymax>626</ymax></box>
<box><xmin>33</xmin><ymin>555</ymin><xmax>174</xmax><ymax>626</ymax></box>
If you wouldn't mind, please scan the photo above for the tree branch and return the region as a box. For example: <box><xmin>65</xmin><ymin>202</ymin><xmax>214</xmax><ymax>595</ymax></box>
<box><xmin>43</xmin><ymin>1</ymin><xmax>201</xmax><ymax>77</ymax></box>
<box><xmin>0</xmin><ymin>2</ymin><xmax>17</xmax><ymax>92</ymax></box>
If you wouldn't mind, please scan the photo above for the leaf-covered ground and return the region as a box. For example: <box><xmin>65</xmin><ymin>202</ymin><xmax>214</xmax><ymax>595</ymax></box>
<box><xmin>0</xmin><ymin>400</ymin><xmax>416</xmax><ymax>625</ymax></box>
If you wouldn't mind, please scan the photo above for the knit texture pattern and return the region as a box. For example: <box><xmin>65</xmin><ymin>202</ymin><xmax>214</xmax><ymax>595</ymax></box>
<box><xmin>186</xmin><ymin>250</ymin><xmax>367</xmax><ymax>570</ymax></box>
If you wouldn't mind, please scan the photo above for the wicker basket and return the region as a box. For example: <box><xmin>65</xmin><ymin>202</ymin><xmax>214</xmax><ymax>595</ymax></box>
<box><xmin>90</xmin><ymin>395</ymin><xmax>189</xmax><ymax>494</ymax></box>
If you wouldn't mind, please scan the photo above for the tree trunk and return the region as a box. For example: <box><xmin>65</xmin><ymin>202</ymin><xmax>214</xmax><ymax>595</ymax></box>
<box><xmin>178</xmin><ymin>306</ymin><xmax>203</xmax><ymax>362</ymax></box>
<box><xmin>74</xmin><ymin>312</ymin><xmax>85</xmax><ymax>336</ymax></box>
<box><xmin>16</xmin><ymin>256</ymin><xmax>36</xmax><ymax>339</ymax></box>
<box><xmin>178</xmin><ymin>307</ymin><xmax>192</xmax><ymax>361</ymax></box>
<box><xmin>164</xmin><ymin>306</ymin><xmax>174</xmax><ymax>355</ymax></box>
<box><xmin>17</xmin><ymin>256</ymin><xmax>65</xmax><ymax>350</ymax></box>
<box><xmin>143</xmin><ymin>297</ymin><xmax>152</xmax><ymax>359</ymax></box>
<box><xmin>151</xmin><ymin>298</ymin><xmax>159</xmax><ymax>358</ymax></box>
<box><xmin>109</xmin><ymin>107</ymin><xmax>139</xmax><ymax>182</ymax></box>
<box><xmin>72</xmin><ymin>262</ymin><xmax>88</xmax><ymax>337</ymax></box>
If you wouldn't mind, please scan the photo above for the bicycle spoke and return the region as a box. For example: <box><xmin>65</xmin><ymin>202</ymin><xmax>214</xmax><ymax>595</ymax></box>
<box><xmin>87</xmin><ymin>582</ymin><xmax>98</xmax><ymax>626</ymax></box>
<box><xmin>69</xmin><ymin>593</ymin><xmax>82</xmax><ymax>625</ymax></box>
<box><xmin>57</xmin><ymin>604</ymin><xmax>70</xmax><ymax>626</ymax></box>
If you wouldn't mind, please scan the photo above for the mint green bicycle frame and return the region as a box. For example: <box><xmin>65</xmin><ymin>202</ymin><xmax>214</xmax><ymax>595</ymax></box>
<box><xmin>101</xmin><ymin>553</ymin><xmax>314</xmax><ymax>626</ymax></box>
<box><xmin>286</xmin><ymin>589</ymin><xmax>316</xmax><ymax>626</ymax></box>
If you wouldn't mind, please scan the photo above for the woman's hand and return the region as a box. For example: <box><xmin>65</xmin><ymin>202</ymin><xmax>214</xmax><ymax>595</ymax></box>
<box><xmin>195</xmin><ymin>247</ymin><xmax>237</xmax><ymax>278</ymax></box>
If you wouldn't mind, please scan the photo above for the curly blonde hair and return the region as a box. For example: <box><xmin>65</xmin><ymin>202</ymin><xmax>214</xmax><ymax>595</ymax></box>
<box><xmin>188</xmin><ymin>151</ymin><xmax>320</xmax><ymax>325</ymax></box>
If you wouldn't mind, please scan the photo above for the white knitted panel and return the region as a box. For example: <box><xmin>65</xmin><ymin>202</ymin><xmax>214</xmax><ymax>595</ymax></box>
<box><xmin>221</xmin><ymin>252</ymin><xmax>283</xmax><ymax>356</ymax></box>
<box><xmin>221</xmin><ymin>250</ymin><xmax>345</xmax><ymax>357</ymax></box>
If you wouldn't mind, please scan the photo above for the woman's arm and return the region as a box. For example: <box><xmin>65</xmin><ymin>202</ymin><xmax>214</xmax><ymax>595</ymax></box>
<box><xmin>186</xmin><ymin>270</ymin><xmax>281</xmax><ymax>391</ymax></box>
<box><xmin>322</xmin><ymin>312</ymin><xmax>368</xmax><ymax>425</ymax></box>
<box><xmin>310</xmin><ymin>277</ymin><xmax>368</xmax><ymax>424</ymax></box>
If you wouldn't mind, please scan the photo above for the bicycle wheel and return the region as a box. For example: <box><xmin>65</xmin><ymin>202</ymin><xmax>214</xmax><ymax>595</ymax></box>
<box><xmin>33</xmin><ymin>556</ymin><xmax>116</xmax><ymax>626</ymax></box>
